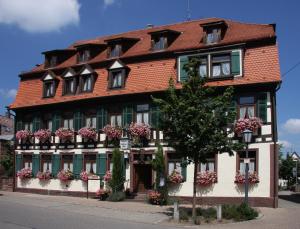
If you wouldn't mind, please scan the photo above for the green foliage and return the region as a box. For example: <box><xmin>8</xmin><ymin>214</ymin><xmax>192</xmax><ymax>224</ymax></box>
<box><xmin>107</xmin><ymin>191</ymin><xmax>125</xmax><ymax>202</ymax></box>
<box><xmin>279</xmin><ymin>153</ymin><xmax>299</xmax><ymax>187</ymax></box>
<box><xmin>108</xmin><ymin>148</ymin><xmax>125</xmax><ymax>193</ymax></box>
<box><xmin>222</xmin><ymin>203</ymin><xmax>258</xmax><ymax>221</ymax></box>
<box><xmin>179</xmin><ymin>208</ymin><xmax>189</xmax><ymax>221</ymax></box>
<box><xmin>0</xmin><ymin>141</ymin><xmax>14</xmax><ymax>177</ymax></box>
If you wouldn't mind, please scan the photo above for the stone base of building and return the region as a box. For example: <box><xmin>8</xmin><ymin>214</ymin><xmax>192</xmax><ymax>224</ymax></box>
<box><xmin>15</xmin><ymin>188</ymin><xmax>97</xmax><ymax>198</ymax></box>
<box><xmin>0</xmin><ymin>177</ymin><xmax>13</xmax><ymax>191</ymax></box>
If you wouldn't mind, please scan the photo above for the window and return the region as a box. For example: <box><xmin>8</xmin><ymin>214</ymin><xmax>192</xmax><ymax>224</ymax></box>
<box><xmin>110</xmin><ymin>71</ymin><xmax>123</xmax><ymax>89</ymax></box>
<box><xmin>78</xmin><ymin>49</ymin><xmax>90</xmax><ymax>63</ymax></box>
<box><xmin>239</xmin><ymin>96</ymin><xmax>255</xmax><ymax>119</ymax></box>
<box><xmin>61</xmin><ymin>154</ymin><xmax>73</xmax><ymax>172</ymax></box>
<box><xmin>24</xmin><ymin>122</ymin><xmax>33</xmax><ymax>132</ymax></box>
<box><xmin>211</xmin><ymin>54</ymin><xmax>231</xmax><ymax>78</ymax></box>
<box><xmin>136</xmin><ymin>104</ymin><xmax>149</xmax><ymax>124</ymax></box>
<box><xmin>109</xmin><ymin>44</ymin><xmax>122</xmax><ymax>58</ymax></box>
<box><xmin>198</xmin><ymin>56</ymin><xmax>208</xmax><ymax>78</ymax></box>
<box><xmin>41</xmin><ymin>154</ymin><xmax>52</xmax><ymax>173</ymax></box>
<box><xmin>107</xmin><ymin>154</ymin><xmax>113</xmax><ymax>171</ymax></box>
<box><xmin>81</xmin><ymin>74</ymin><xmax>93</xmax><ymax>92</ymax></box>
<box><xmin>85</xmin><ymin>115</ymin><xmax>96</xmax><ymax>128</ymax></box>
<box><xmin>64</xmin><ymin>78</ymin><xmax>76</xmax><ymax>95</ymax></box>
<box><xmin>46</xmin><ymin>56</ymin><xmax>57</xmax><ymax>68</ymax></box>
<box><xmin>167</xmin><ymin>153</ymin><xmax>182</xmax><ymax>175</ymax></box>
<box><xmin>238</xmin><ymin>151</ymin><xmax>257</xmax><ymax>175</ymax></box>
<box><xmin>63</xmin><ymin>118</ymin><xmax>73</xmax><ymax>129</ymax></box>
<box><xmin>84</xmin><ymin>154</ymin><xmax>96</xmax><ymax>174</ymax></box>
<box><xmin>200</xmin><ymin>158</ymin><xmax>215</xmax><ymax>172</ymax></box>
<box><xmin>23</xmin><ymin>154</ymin><xmax>32</xmax><ymax>169</ymax></box>
<box><xmin>110</xmin><ymin>114</ymin><xmax>122</xmax><ymax>127</ymax></box>
<box><xmin>44</xmin><ymin>81</ymin><xmax>55</xmax><ymax>97</ymax></box>
<box><xmin>152</xmin><ymin>36</ymin><xmax>166</xmax><ymax>50</ymax></box>
<box><xmin>206</xmin><ymin>28</ymin><xmax>221</xmax><ymax>44</ymax></box>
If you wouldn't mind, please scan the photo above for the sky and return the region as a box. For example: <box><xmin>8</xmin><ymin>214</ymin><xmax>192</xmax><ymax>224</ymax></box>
<box><xmin>0</xmin><ymin>0</ymin><xmax>299</xmax><ymax>153</ymax></box>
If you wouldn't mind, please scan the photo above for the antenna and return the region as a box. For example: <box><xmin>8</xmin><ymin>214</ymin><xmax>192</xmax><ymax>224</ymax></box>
<box><xmin>187</xmin><ymin>0</ymin><xmax>191</xmax><ymax>21</ymax></box>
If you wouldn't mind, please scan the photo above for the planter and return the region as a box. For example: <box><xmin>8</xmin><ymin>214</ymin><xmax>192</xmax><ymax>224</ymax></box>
<box><xmin>57</xmin><ymin>169</ymin><xmax>74</xmax><ymax>182</ymax></box>
<box><xmin>34</xmin><ymin>129</ymin><xmax>52</xmax><ymax>143</ymax></box>
<box><xmin>78</xmin><ymin>127</ymin><xmax>97</xmax><ymax>141</ymax></box>
<box><xmin>196</xmin><ymin>171</ymin><xmax>217</xmax><ymax>186</ymax></box>
<box><xmin>36</xmin><ymin>171</ymin><xmax>52</xmax><ymax>181</ymax></box>
<box><xmin>96</xmin><ymin>189</ymin><xmax>110</xmax><ymax>201</ymax></box>
<box><xmin>17</xmin><ymin>168</ymin><xmax>32</xmax><ymax>180</ymax></box>
<box><xmin>55</xmin><ymin>128</ymin><xmax>74</xmax><ymax>143</ymax></box>
<box><xmin>234</xmin><ymin>117</ymin><xmax>262</xmax><ymax>135</ymax></box>
<box><xmin>102</xmin><ymin>125</ymin><xmax>122</xmax><ymax>140</ymax></box>
<box><xmin>80</xmin><ymin>171</ymin><xmax>99</xmax><ymax>182</ymax></box>
<box><xmin>168</xmin><ymin>170</ymin><xmax>183</xmax><ymax>184</ymax></box>
<box><xmin>147</xmin><ymin>190</ymin><xmax>161</xmax><ymax>205</ymax></box>
<box><xmin>235</xmin><ymin>171</ymin><xmax>259</xmax><ymax>184</ymax></box>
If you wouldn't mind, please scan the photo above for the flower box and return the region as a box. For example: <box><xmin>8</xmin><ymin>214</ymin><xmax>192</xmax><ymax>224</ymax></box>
<box><xmin>128</xmin><ymin>122</ymin><xmax>151</xmax><ymax>138</ymax></box>
<box><xmin>235</xmin><ymin>171</ymin><xmax>259</xmax><ymax>184</ymax></box>
<box><xmin>78</xmin><ymin>127</ymin><xmax>97</xmax><ymax>141</ymax></box>
<box><xmin>196</xmin><ymin>171</ymin><xmax>217</xmax><ymax>186</ymax></box>
<box><xmin>57</xmin><ymin>169</ymin><xmax>74</xmax><ymax>182</ymax></box>
<box><xmin>34</xmin><ymin>129</ymin><xmax>52</xmax><ymax>143</ymax></box>
<box><xmin>102</xmin><ymin>125</ymin><xmax>122</xmax><ymax>147</ymax></box>
<box><xmin>16</xmin><ymin>130</ymin><xmax>32</xmax><ymax>142</ymax></box>
<box><xmin>168</xmin><ymin>170</ymin><xmax>183</xmax><ymax>184</ymax></box>
<box><xmin>36</xmin><ymin>171</ymin><xmax>52</xmax><ymax>180</ymax></box>
<box><xmin>17</xmin><ymin>168</ymin><xmax>32</xmax><ymax>179</ymax></box>
<box><xmin>234</xmin><ymin>117</ymin><xmax>262</xmax><ymax>135</ymax></box>
<box><xmin>80</xmin><ymin>171</ymin><xmax>99</xmax><ymax>182</ymax></box>
<box><xmin>55</xmin><ymin>128</ymin><xmax>74</xmax><ymax>142</ymax></box>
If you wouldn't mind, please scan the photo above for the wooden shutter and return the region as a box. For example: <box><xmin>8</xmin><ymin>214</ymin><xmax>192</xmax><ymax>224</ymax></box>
<box><xmin>122</xmin><ymin>105</ymin><xmax>133</xmax><ymax>127</ymax></box>
<box><xmin>179</xmin><ymin>55</ymin><xmax>189</xmax><ymax>81</ymax></box>
<box><xmin>73</xmin><ymin>154</ymin><xmax>83</xmax><ymax>179</ymax></box>
<box><xmin>150</xmin><ymin>105</ymin><xmax>160</xmax><ymax>129</ymax></box>
<box><xmin>181</xmin><ymin>159</ymin><xmax>187</xmax><ymax>182</ymax></box>
<box><xmin>32</xmin><ymin>154</ymin><xmax>40</xmax><ymax>177</ymax></box>
<box><xmin>15</xmin><ymin>154</ymin><xmax>23</xmax><ymax>172</ymax></box>
<box><xmin>96</xmin><ymin>154</ymin><xmax>107</xmax><ymax>177</ymax></box>
<box><xmin>74</xmin><ymin>110</ymin><xmax>82</xmax><ymax>131</ymax></box>
<box><xmin>33</xmin><ymin>115</ymin><xmax>41</xmax><ymax>132</ymax></box>
<box><xmin>257</xmin><ymin>93</ymin><xmax>268</xmax><ymax>123</ymax></box>
<box><xmin>51</xmin><ymin>154</ymin><xmax>61</xmax><ymax>177</ymax></box>
<box><xmin>52</xmin><ymin>112</ymin><xmax>61</xmax><ymax>131</ymax></box>
<box><xmin>96</xmin><ymin>107</ymin><xmax>108</xmax><ymax>130</ymax></box>
<box><xmin>231</xmin><ymin>50</ymin><xmax>241</xmax><ymax>75</ymax></box>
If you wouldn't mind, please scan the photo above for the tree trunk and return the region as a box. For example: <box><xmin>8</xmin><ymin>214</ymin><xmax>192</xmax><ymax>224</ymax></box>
<box><xmin>192</xmin><ymin>160</ymin><xmax>199</xmax><ymax>222</ymax></box>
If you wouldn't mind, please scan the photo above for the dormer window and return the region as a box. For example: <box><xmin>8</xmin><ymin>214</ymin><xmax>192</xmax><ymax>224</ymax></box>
<box><xmin>82</xmin><ymin>75</ymin><xmax>93</xmax><ymax>92</ymax></box>
<box><xmin>109</xmin><ymin>44</ymin><xmax>122</xmax><ymax>58</ymax></box>
<box><xmin>108</xmin><ymin>60</ymin><xmax>127</xmax><ymax>89</ymax></box>
<box><xmin>105</xmin><ymin>37</ymin><xmax>140</xmax><ymax>58</ymax></box>
<box><xmin>48</xmin><ymin>56</ymin><xmax>57</xmax><ymax>68</ymax></box>
<box><xmin>74</xmin><ymin>43</ymin><xmax>107</xmax><ymax>63</ymax></box>
<box><xmin>206</xmin><ymin>28</ymin><xmax>221</xmax><ymax>44</ymax></box>
<box><xmin>78</xmin><ymin>65</ymin><xmax>96</xmax><ymax>93</ymax></box>
<box><xmin>62</xmin><ymin>68</ymin><xmax>77</xmax><ymax>95</ymax></box>
<box><xmin>200</xmin><ymin>20</ymin><xmax>228</xmax><ymax>45</ymax></box>
<box><xmin>78</xmin><ymin>49</ymin><xmax>90</xmax><ymax>62</ymax></box>
<box><xmin>148</xmin><ymin>29</ymin><xmax>180</xmax><ymax>51</ymax></box>
<box><xmin>152</xmin><ymin>36</ymin><xmax>167</xmax><ymax>51</ymax></box>
<box><xmin>42</xmin><ymin>71</ymin><xmax>57</xmax><ymax>98</ymax></box>
<box><xmin>43</xmin><ymin>49</ymin><xmax>76</xmax><ymax>69</ymax></box>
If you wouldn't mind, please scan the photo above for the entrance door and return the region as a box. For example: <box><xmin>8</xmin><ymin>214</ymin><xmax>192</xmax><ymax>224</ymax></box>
<box><xmin>133</xmin><ymin>164</ymin><xmax>152</xmax><ymax>193</ymax></box>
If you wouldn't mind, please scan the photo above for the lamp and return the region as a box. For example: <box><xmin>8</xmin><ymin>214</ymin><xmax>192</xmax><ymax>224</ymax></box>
<box><xmin>243</xmin><ymin>129</ymin><xmax>252</xmax><ymax>143</ymax></box>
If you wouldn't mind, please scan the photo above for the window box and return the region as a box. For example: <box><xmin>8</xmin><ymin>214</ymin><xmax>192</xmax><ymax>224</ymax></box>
<box><xmin>235</xmin><ymin>171</ymin><xmax>259</xmax><ymax>184</ymax></box>
<box><xmin>17</xmin><ymin>168</ymin><xmax>32</xmax><ymax>180</ymax></box>
<box><xmin>196</xmin><ymin>171</ymin><xmax>217</xmax><ymax>186</ymax></box>
<box><xmin>168</xmin><ymin>170</ymin><xmax>184</xmax><ymax>184</ymax></box>
<box><xmin>57</xmin><ymin>169</ymin><xmax>74</xmax><ymax>182</ymax></box>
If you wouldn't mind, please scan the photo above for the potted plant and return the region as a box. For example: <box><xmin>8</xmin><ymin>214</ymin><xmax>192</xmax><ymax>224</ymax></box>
<box><xmin>16</xmin><ymin>130</ymin><xmax>32</xmax><ymax>143</ymax></box>
<box><xmin>196</xmin><ymin>171</ymin><xmax>217</xmax><ymax>186</ymax></box>
<box><xmin>78</xmin><ymin>127</ymin><xmax>97</xmax><ymax>141</ymax></box>
<box><xmin>147</xmin><ymin>190</ymin><xmax>161</xmax><ymax>205</ymax></box>
<box><xmin>96</xmin><ymin>188</ymin><xmax>110</xmax><ymax>201</ymax></box>
<box><xmin>34</xmin><ymin>129</ymin><xmax>52</xmax><ymax>143</ymax></box>
<box><xmin>55</xmin><ymin>128</ymin><xmax>74</xmax><ymax>142</ymax></box>
<box><xmin>168</xmin><ymin>170</ymin><xmax>183</xmax><ymax>184</ymax></box>
<box><xmin>57</xmin><ymin>169</ymin><xmax>74</xmax><ymax>182</ymax></box>
<box><xmin>128</xmin><ymin>122</ymin><xmax>151</xmax><ymax>147</ymax></box>
<box><xmin>235</xmin><ymin>171</ymin><xmax>259</xmax><ymax>184</ymax></box>
<box><xmin>36</xmin><ymin>170</ymin><xmax>52</xmax><ymax>181</ymax></box>
<box><xmin>102</xmin><ymin>125</ymin><xmax>122</xmax><ymax>147</ymax></box>
<box><xmin>17</xmin><ymin>168</ymin><xmax>32</xmax><ymax>180</ymax></box>
<box><xmin>103</xmin><ymin>170</ymin><xmax>112</xmax><ymax>182</ymax></box>
<box><xmin>234</xmin><ymin>117</ymin><xmax>262</xmax><ymax>135</ymax></box>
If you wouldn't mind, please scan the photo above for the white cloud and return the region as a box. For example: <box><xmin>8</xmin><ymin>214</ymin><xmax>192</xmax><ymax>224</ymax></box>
<box><xmin>278</xmin><ymin>140</ymin><xmax>292</xmax><ymax>149</ymax></box>
<box><xmin>283</xmin><ymin>118</ymin><xmax>300</xmax><ymax>134</ymax></box>
<box><xmin>104</xmin><ymin>0</ymin><xmax>116</xmax><ymax>7</ymax></box>
<box><xmin>0</xmin><ymin>88</ymin><xmax>17</xmax><ymax>99</ymax></box>
<box><xmin>0</xmin><ymin>0</ymin><xmax>80</xmax><ymax>33</ymax></box>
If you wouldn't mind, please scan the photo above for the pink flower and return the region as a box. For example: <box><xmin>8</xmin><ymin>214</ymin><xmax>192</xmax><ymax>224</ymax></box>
<box><xmin>80</xmin><ymin>171</ymin><xmax>89</xmax><ymax>182</ymax></box>
<box><xmin>168</xmin><ymin>170</ymin><xmax>183</xmax><ymax>184</ymax></box>
<box><xmin>234</xmin><ymin>171</ymin><xmax>259</xmax><ymax>184</ymax></box>
<box><xmin>78</xmin><ymin>127</ymin><xmax>97</xmax><ymax>140</ymax></box>
<box><xmin>55</xmin><ymin>128</ymin><xmax>74</xmax><ymax>141</ymax></box>
<box><xmin>16</xmin><ymin>130</ymin><xmax>32</xmax><ymax>141</ymax></box>
<box><xmin>234</xmin><ymin>117</ymin><xmax>262</xmax><ymax>135</ymax></box>
<box><xmin>128</xmin><ymin>122</ymin><xmax>151</xmax><ymax>138</ymax></box>
<box><xmin>196</xmin><ymin>171</ymin><xmax>217</xmax><ymax>185</ymax></box>
<box><xmin>57</xmin><ymin>169</ymin><xmax>74</xmax><ymax>182</ymax></box>
<box><xmin>17</xmin><ymin>168</ymin><xmax>32</xmax><ymax>179</ymax></box>
<box><xmin>34</xmin><ymin>129</ymin><xmax>52</xmax><ymax>142</ymax></box>
<box><xmin>103</xmin><ymin>170</ymin><xmax>112</xmax><ymax>182</ymax></box>
<box><xmin>102</xmin><ymin>125</ymin><xmax>122</xmax><ymax>140</ymax></box>
<box><xmin>147</xmin><ymin>190</ymin><xmax>161</xmax><ymax>205</ymax></box>
<box><xmin>36</xmin><ymin>171</ymin><xmax>52</xmax><ymax>180</ymax></box>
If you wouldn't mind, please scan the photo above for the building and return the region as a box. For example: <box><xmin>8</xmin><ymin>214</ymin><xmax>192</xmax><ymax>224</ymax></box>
<box><xmin>10</xmin><ymin>18</ymin><xmax>281</xmax><ymax>207</ymax></box>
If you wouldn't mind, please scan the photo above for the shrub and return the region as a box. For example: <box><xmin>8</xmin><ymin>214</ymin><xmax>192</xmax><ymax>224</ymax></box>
<box><xmin>103</xmin><ymin>170</ymin><xmax>112</xmax><ymax>182</ymax></box>
<box><xmin>147</xmin><ymin>190</ymin><xmax>161</xmax><ymax>205</ymax></box>
<box><xmin>222</xmin><ymin>203</ymin><xmax>258</xmax><ymax>221</ymax></box>
<box><xmin>96</xmin><ymin>189</ymin><xmax>110</xmax><ymax>201</ymax></box>
<box><xmin>179</xmin><ymin>208</ymin><xmax>189</xmax><ymax>221</ymax></box>
<box><xmin>107</xmin><ymin>191</ymin><xmax>125</xmax><ymax>202</ymax></box>
<box><xmin>237</xmin><ymin>203</ymin><xmax>258</xmax><ymax>220</ymax></box>
<box><xmin>197</xmin><ymin>207</ymin><xmax>217</xmax><ymax>219</ymax></box>
<box><xmin>108</xmin><ymin>148</ymin><xmax>125</xmax><ymax>193</ymax></box>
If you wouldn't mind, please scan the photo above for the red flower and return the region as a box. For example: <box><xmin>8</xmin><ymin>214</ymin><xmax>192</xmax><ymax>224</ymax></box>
<box><xmin>196</xmin><ymin>171</ymin><xmax>217</xmax><ymax>185</ymax></box>
<box><xmin>168</xmin><ymin>170</ymin><xmax>183</xmax><ymax>184</ymax></box>
<box><xmin>234</xmin><ymin>117</ymin><xmax>262</xmax><ymax>135</ymax></box>
<box><xmin>102</xmin><ymin>125</ymin><xmax>122</xmax><ymax>140</ymax></box>
<box><xmin>234</xmin><ymin>171</ymin><xmax>259</xmax><ymax>184</ymax></box>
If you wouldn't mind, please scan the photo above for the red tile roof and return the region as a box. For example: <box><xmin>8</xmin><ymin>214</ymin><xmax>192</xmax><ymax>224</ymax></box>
<box><xmin>10</xmin><ymin>18</ymin><xmax>281</xmax><ymax>109</ymax></box>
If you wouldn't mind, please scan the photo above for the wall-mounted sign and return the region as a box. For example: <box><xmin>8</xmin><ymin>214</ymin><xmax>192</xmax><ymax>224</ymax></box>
<box><xmin>120</xmin><ymin>137</ymin><xmax>131</xmax><ymax>150</ymax></box>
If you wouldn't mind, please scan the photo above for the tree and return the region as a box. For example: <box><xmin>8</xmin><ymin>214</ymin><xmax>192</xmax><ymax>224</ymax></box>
<box><xmin>0</xmin><ymin>141</ymin><xmax>14</xmax><ymax>177</ymax></box>
<box><xmin>109</xmin><ymin>148</ymin><xmax>125</xmax><ymax>193</ymax></box>
<box><xmin>153</xmin><ymin>58</ymin><xmax>241</xmax><ymax>221</ymax></box>
<box><xmin>279</xmin><ymin>153</ymin><xmax>299</xmax><ymax>187</ymax></box>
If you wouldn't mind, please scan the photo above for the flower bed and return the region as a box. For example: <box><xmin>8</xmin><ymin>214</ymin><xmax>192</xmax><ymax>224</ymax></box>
<box><xmin>57</xmin><ymin>169</ymin><xmax>74</xmax><ymax>182</ymax></box>
<box><xmin>34</xmin><ymin>129</ymin><xmax>52</xmax><ymax>142</ymax></box>
<box><xmin>234</xmin><ymin>117</ymin><xmax>262</xmax><ymax>135</ymax></box>
<box><xmin>235</xmin><ymin>171</ymin><xmax>259</xmax><ymax>184</ymax></box>
<box><xmin>55</xmin><ymin>128</ymin><xmax>74</xmax><ymax>142</ymax></box>
<box><xmin>17</xmin><ymin>168</ymin><xmax>32</xmax><ymax>179</ymax></box>
<box><xmin>36</xmin><ymin>171</ymin><xmax>52</xmax><ymax>180</ymax></box>
<box><xmin>128</xmin><ymin>122</ymin><xmax>151</xmax><ymax>138</ymax></box>
<box><xmin>196</xmin><ymin>171</ymin><xmax>217</xmax><ymax>186</ymax></box>
<box><xmin>78</xmin><ymin>127</ymin><xmax>97</xmax><ymax>140</ymax></box>
<box><xmin>147</xmin><ymin>190</ymin><xmax>161</xmax><ymax>205</ymax></box>
<box><xmin>96</xmin><ymin>189</ymin><xmax>110</xmax><ymax>200</ymax></box>
<box><xmin>102</xmin><ymin>125</ymin><xmax>122</xmax><ymax>140</ymax></box>
<box><xmin>168</xmin><ymin>170</ymin><xmax>183</xmax><ymax>184</ymax></box>
<box><xmin>103</xmin><ymin>170</ymin><xmax>112</xmax><ymax>182</ymax></box>
<box><xmin>16</xmin><ymin>130</ymin><xmax>32</xmax><ymax>141</ymax></box>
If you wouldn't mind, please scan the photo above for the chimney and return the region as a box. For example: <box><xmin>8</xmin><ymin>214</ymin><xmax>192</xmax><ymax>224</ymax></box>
<box><xmin>147</xmin><ymin>24</ymin><xmax>154</xmax><ymax>29</ymax></box>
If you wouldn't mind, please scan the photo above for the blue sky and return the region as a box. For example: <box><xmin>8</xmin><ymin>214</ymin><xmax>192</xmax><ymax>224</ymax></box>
<box><xmin>0</xmin><ymin>0</ymin><xmax>299</xmax><ymax>152</ymax></box>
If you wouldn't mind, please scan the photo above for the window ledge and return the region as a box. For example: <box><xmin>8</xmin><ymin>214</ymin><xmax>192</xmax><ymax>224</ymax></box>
<box><xmin>206</xmin><ymin>75</ymin><xmax>234</xmax><ymax>82</ymax></box>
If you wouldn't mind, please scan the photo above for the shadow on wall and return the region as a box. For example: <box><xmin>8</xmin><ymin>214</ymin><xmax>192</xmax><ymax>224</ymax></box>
<box><xmin>235</xmin><ymin>183</ymin><xmax>258</xmax><ymax>194</ymax></box>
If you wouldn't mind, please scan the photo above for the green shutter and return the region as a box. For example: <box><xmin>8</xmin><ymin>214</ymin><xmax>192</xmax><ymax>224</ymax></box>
<box><xmin>231</xmin><ymin>50</ymin><xmax>241</xmax><ymax>75</ymax></box>
<box><xmin>16</xmin><ymin>120</ymin><xmax>23</xmax><ymax>131</ymax></box>
<box><xmin>121</xmin><ymin>153</ymin><xmax>126</xmax><ymax>179</ymax></box>
<box><xmin>179</xmin><ymin>55</ymin><xmax>189</xmax><ymax>81</ymax></box>
<box><xmin>97</xmin><ymin>154</ymin><xmax>107</xmax><ymax>177</ymax></box>
<box><xmin>74</xmin><ymin>111</ymin><xmax>82</xmax><ymax>131</ymax></box>
<box><xmin>52</xmin><ymin>112</ymin><xmax>61</xmax><ymax>131</ymax></box>
<box><xmin>32</xmin><ymin>154</ymin><xmax>40</xmax><ymax>177</ymax></box>
<box><xmin>52</xmin><ymin>154</ymin><xmax>61</xmax><ymax>177</ymax></box>
<box><xmin>33</xmin><ymin>115</ymin><xmax>41</xmax><ymax>132</ymax></box>
<box><xmin>150</xmin><ymin>106</ymin><xmax>161</xmax><ymax>129</ymax></box>
<box><xmin>122</xmin><ymin>105</ymin><xmax>133</xmax><ymax>127</ymax></box>
<box><xmin>257</xmin><ymin>93</ymin><xmax>268</xmax><ymax>123</ymax></box>
<box><xmin>96</xmin><ymin>107</ymin><xmax>108</xmax><ymax>130</ymax></box>
<box><xmin>181</xmin><ymin>159</ymin><xmax>187</xmax><ymax>182</ymax></box>
<box><xmin>73</xmin><ymin>154</ymin><xmax>83</xmax><ymax>179</ymax></box>
<box><xmin>16</xmin><ymin>154</ymin><xmax>23</xmax><ymax>172</ymax></box>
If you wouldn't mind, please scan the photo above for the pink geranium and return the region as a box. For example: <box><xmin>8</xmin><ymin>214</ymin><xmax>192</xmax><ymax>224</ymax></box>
<box><xmin>196</xmin><ymin>171</ymin><xmax>217</xmax><ymax>186</ymax></box>
<box><xmin>78</xmin><ymin>127</ymin><xmax>97</xmax><ymax>140</ymax></box>
<box><xmin>128</xmin><ymin>122</ymin><xmax>151</xmax><ymax>138</ymax></box>
<box><xmin>80</xmin><ymin>171</ymin><xmax>89</xmax><ymax>182</ymax></box>
<box><xmin>36</xmin><ymin>171</ymin><xmax>52</xmax><ymax>180</ymax></box>
<box><xmin>147</xmin><ymin>190</ymin><xmax>161</xmax><ymax>205</ymax></box>
<box><xmin>55</xmin><ymin>128</ymin><xmax>74</xmax><ymax>141</ymax></box>
<box><xmin>168</xmin><ymin>170</ymin><xmax>183</xmax><ymax>184</ymax></box>
<box><xmin>57</xmin><ymin>169</ymin><xmax>74</xmax><ymax>182</ymax></box>
<box><xmin>34</xmin><ymin>129</ymin><xmax>52</xmax><ymax>142</ymax></box>
<box><xmin>235</xmin><ymin>171</ymin><xmax>259</xmax><ymax>184</ymax></box>
<box><xmin>16</xmin><ymin>130</ymin><xmax>32</xmax><ymax>141</ymax></box>
<box><xmin>17</xmin><ymin>168</ymin><xmax>32</xmax><ymax>179</ymax></box>
<box><xmin>102</xmin><ymin>125</ymin><xmax>122</xmax><ymax>140</ymax></box>
<box><xmin>234</xmin><ymin>117</ymin><xmax>262</xmax><ymax>135</ymax></box>
<box><xmin>103</xmin><ymin>170</ymin><xmax>112</xmax><ymax>182</ymax></box>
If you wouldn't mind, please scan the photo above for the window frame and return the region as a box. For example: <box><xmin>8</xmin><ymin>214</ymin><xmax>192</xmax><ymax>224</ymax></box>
<box><xmin>61</xmin><ymin>153</ymin><xmax>74</xmax><ymax>172</ymax></box>
<box><xmin>198</xmin><ymin>154</ymin><xmax>218</xmax><ymax>173</ymax></box>
<box><xmin>151</xmin><ymin>36</ymin><xmax>167</xmax><ymax>51</ymax></box>
<box><xmin>22</xmin><ymin>153</ymin><xmax>33</xmax><ymax>169</ymax></box>
<box><xmin>109</xmin><ymin>43</ymin><xmax>122</xmax><ymax>58</ymax></box>
<box><xmin>83</xmin><ymin>153</ymin><xmax>97</xmax><ymax>174</ymax></box>
<box><xmin>205</xmin><ymin>27</ymin><xmax>222</xmax><ymax>44</ymax></box>
<box><xmin>80</xmin><ymin>74</ymin><xmax>94</xmax><ymax>93</ymax></box>
<box><xmin>40</xmin><ymin>154</ymin><xmax>52</xmax><ymax>173</ymax></box>
<box><xmin>166</xmin><ymin>152</ymin><xmax>183</xmax><ymax>176</ymax></box>
<box><xmin>77</xmin><ymin>49</ymin><xmax>91</xmax><ymax>63</ymax></box>
<box><xmin>109</xmin><ymin>113</ymin><xmax>122</xmax><ymax>127</ymax></box>
<box><xmin>43</xmin><ymin>80</ymin><xmax>56</xmax><ymax>98</ymax></box>
<box><xmin>108</xmin><ymin>69</ymin><xmax>126</xmax><ymax>89</ymax></box>
<box><xmin>210</xmin><ymin>53</ymin><xmax>232</xmax><ymax>78</ymax></box>
<box><xmin>63</xmin><ymin>77</ymin><xmax>77</xmax><ymax>95</ymax></box>
<box><xmin>236</xmin><ymin>149</ymin><xmax>259</xmax><ymax>175</ymax></box>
